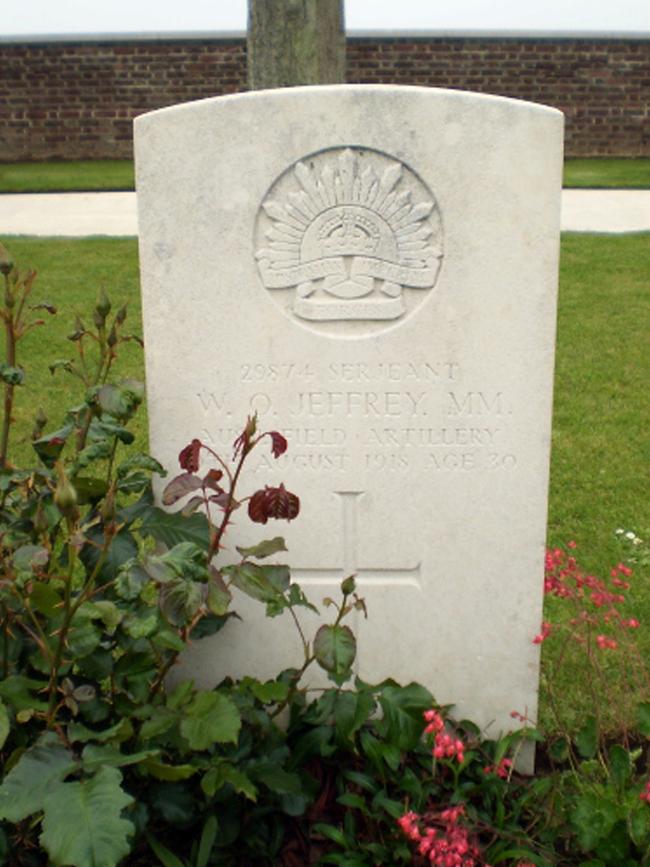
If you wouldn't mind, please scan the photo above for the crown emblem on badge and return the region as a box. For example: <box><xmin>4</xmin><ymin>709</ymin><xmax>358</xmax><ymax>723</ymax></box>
<box><xmin>255</xmin><ymin>147</ymin><xmax>444</xmax><ymax>328</ymax></box>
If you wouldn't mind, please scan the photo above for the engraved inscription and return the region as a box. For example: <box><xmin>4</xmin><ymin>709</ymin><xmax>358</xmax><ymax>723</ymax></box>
<box><xmin>195</xmin><ymin>360</ymin><xmax>519</xmax><ymax>475</ymax></box>
<box><xmin>255</xmin><ymin>147</ymin><xmax>443</xmax><ymax>337</ymax></box>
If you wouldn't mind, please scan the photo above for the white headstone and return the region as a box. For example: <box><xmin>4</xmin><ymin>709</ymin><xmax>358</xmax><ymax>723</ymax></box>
<box><xmin>135</xmin><ymin>85</ymin><xmax>563</xmax><ymax>742</ymax></box>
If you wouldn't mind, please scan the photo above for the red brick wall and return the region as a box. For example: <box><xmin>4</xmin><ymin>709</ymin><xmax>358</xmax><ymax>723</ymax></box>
<box><xmin>1</xmin><ymin>35</ymin><xmax>648</xmax><ymax>161</ymax></box>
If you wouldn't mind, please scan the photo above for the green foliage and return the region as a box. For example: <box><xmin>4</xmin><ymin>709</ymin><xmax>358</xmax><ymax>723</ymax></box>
<box><xmin>39</xmin><ymin>767</ymin><xmax>135</xmax><ymax>867</ymax></box>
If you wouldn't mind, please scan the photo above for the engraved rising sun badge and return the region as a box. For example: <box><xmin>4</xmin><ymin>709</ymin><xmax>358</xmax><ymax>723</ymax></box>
<box><xmin>255</xmin><ymin>147</ymin><xmax>444</xmax><ymax>335</ymax></box>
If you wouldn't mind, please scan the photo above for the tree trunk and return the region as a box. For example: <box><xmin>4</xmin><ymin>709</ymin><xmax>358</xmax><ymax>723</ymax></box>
<box><xmin>247</xmin><ymin>0</ymin><xmax>345</xmax><ymax>90</ymax></box>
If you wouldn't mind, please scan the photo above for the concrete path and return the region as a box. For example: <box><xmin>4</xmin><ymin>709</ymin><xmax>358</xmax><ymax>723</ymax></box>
<box><xmin>0</xmin><ymin>190</ymin><xmax>649</xmax><ymax>236</ymax></box>
<box><xmin>561</xmin><ymin>190</ymin><xmax>650</xmax><ymax>233</ymax></box>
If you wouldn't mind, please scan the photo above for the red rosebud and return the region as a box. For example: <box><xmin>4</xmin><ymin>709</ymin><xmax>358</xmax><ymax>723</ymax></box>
<box><xmin>267</xmin><ymin>431</ymin><xmax>288</xmax><ymax>459</ymax></box>
<box><xmin>233</xmin><ymin>415</ymin><xmax>258</xmax><ymax>459</ymax></box>
<box><xmin>248</xmin><ymin>483</ymin><xmax>300</xmax><ymax>525</ymax></box>
<box><xmin>178</xmin><ymin>439</ymin><xmax>202</xmax><ymax>472</ymax></box>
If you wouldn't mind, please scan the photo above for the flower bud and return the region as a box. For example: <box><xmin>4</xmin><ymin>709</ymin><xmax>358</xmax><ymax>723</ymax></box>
<box><xmin>0</xmin><ymin>242</ymin><xmax>13</xmax><ymax>277</ymax></box>
<box><xmin>95</xmin><ymin>288</ymin><xmax>111</xmax><ymax>319</ymax></box>
<box><xmin>31</xmin><ymin>407</ymin><xmax>48</xmax><ymax>440</ymax></box>
<box><xmin>115</xmin><ymin>304</ymin><xmax>127</xmax><ymax>325</ymax></box>
<box><xmin>54</xmin><ymin>465</ymin><xmax>78</xmax><ymax>520</ymax></box>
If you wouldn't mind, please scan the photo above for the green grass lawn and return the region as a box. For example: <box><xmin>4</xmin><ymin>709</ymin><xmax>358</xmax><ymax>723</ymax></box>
<box><xmin>2</xmin><ymin>234</ymin><xmax>650</xmax><ymax>729</ymax></box>
<box><xmin>563</xmin><ymin>158</ymin><xmax>650</xmax><ymax>188</ymax></box>
<box><xmin>1</xmin><ymin>159</ymin><xmax>649</xmax><ymax>192</ymax></box>
<box><xmin>0</xmin><ymin>238</ymin><xmax>146</xmax><ymax>459</ymax></box>
<box><xmin>0</xmin><ymin>160</ymin><xmax>135</xmax><ymax>193</ymax></box>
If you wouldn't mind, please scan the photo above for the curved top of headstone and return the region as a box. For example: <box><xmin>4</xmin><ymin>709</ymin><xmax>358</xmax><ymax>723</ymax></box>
<box><xmin>135</xmin><ymin>83</ymin><xmax>564</xmax><ymax>127</ymax></box>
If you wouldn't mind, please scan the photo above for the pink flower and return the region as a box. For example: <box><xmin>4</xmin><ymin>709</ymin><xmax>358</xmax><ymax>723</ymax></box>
<box><xmin>596</xmin><ymin>634</ymin><xmax>617</xmax><ymax>650</ymax></box>
<box><xmin>424</xmin><ymin>709</ymin><xmax>445</xmax><ymax>735</ymax></box>
<box><xmin>483</xmin><ymin>757</ymin><xmax>513</xmax><ymax>779</ymax></box>
<box><xmin>533</xmin><ymin>621</ymin><xmax>552</xmax><ymax>644</ymax></box>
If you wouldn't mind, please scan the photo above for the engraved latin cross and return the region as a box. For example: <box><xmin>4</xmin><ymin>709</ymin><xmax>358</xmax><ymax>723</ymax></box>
<box><xmin>291</xmin><ymin>491</ymin><xmax>421</xmax><ymax>588</ymax></box>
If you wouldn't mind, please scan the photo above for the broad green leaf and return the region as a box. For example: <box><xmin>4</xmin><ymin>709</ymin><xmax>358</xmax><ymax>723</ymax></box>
<box><xmin>139</xmin><ymin>506</ymin><xmax>209</xmax><ymax>551</ymax></box>
<box><xmin>74</xmin><ymin>476</ymin><xmax>110</xmax><ymax>503</ymax></box>
<box><xmin>87</xmin><ymin>417</ymin><xmax>134</xmax><ymax>445</ymax></box>
<box><xmin>225</xmin><ymin>562</ymin><xmax>287</xmax><ymax>604</ymax></box>
<box><xmin>249</xmin><ymin>761</ymin><xmax>302</xmax><ymax>794</ymax></box>
<box><xmin>201</xmin><ymin>765</ymin><xmax>257</xmax><ymax>801</ymax></box>
<box><xmin>71</xmin><ymin>439</ymin><xmax>112</xmax><ymax>473</ymax></box>
<box><xmin>68</xmin><ymin>718</ymin><xmax>133</xmax><ymax>744</ymax></box>
<box><xmin>207</xmin><ymin>570</ymin><xmax>231</xmax><ymax>616</ymax></box>
<box><xmin>286</xmin><ymin>582</ymin><xmax>319</xmax><ymax>614</ymax></box>
<box><xmin>29</xmin><ymin>580</ymin><xmax>62</xmax><ymax>617</ymax></box>
<box><xmin>236</xmin><ymin>537</ymin><xmax>287</xmax><ymax>559</ymax></box>
<box><xmin>117</xmin><ymin>453</ymin><xmax>165</xmax><ymax>479</ymax></box>
<box><xmin>81</xmin><ymin>744</ymin><xmax>158</xmax><ymax>772</ymax></box>
<box><xmin>139</xmin><ymin>707</ymin><xmax>178</xmax><ymax>741</ymax></box>
<box><xmin>67</xmin><ymin>619</ymin><xmax>102</xmax><ymax>658</ymax></box>
<box><xmin>144</xmin><ymin>542</ymin><xmax>207</xmax><ymax>584</ymax></box>
<box><xmin>180</xmin><ymin>691</ymin><xmax>241</xmax><ymax>750</ymax></box>
<box><xmin>608</xmin><ymin>744</ymin><xmax>631</xmax><ymax>787</ymax></box>
<box><xmin>570</xmin><ymin>791</ymin><xmax>618</xmax><ymax>850</ymax></box>
<box><xmin>249</xmin><ymin>679</ymin><xmax>290</xmax><ymax>704</ymax></box>
<box><xmin>0</xmin><ymin>675</ymin><xmax>49</xmax><ymax>712</ymax></box>
<box><xmin>0</xmin><ymin>732</ymin><xmax>76</xmax><ymax>822</ymax></box>
<box><xmin>40</xmin><ymin>766</ymin><xmax>134</xmax><ymax>867</ymax></box>
<box><xmin>629</xmin><ymin>805</ymin><xmax>650</xmax><ymax>846</ymax></box>
<box><xmin>576</xmin><ymin>716</ymin><xmax>599</xmax><ymax>759</ymax></box>
<box><xmin>167</xmin><ymin>680</ymin><xmax>194</xmax><ymax>711</ymax></box>
<box><xmin>0</xmin><ymin>701</ymin><xmax>9</xmax><ymax>750</ymax></box>
<box><xmin>159</xmin><ymin>578</ymin><xmax>203</xmax><ymax>627</ymax></box>
<box><xmin>151</xmin><ymin>628</ymin><xmax>185</xmax><ymax>653</ymax></box>
<box><xmin>333</xmin><ymin>689</ymin><xmax>375</xmax><ymax>741</ymax></box>
<box><xmin>140</xmin><ymin>757</ymin><xmax>197</xmax><ymax>782</ymax></box>
<box><xmin>123</xmin><ymin>610</ymin><xmax>159</xmax><ymax>639</ymax></box>
<box><xmin>115</xmin><ymin>559</ymin><xmax>150</xmax><ymax>600</ymax></box>
<box><xmin>314</xmin><ymin>625</ymin><xmax>356</xmax><ymax>681</ymax></box>
<box><xmin>13</xmin><ymin>544</ymin><xmax>49</xmax><ymax>575</ymax></box>
<box><xmin>377</xmin><ymin>682</ymin><xmax>435</xmax><ymax>751</ymax></box>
